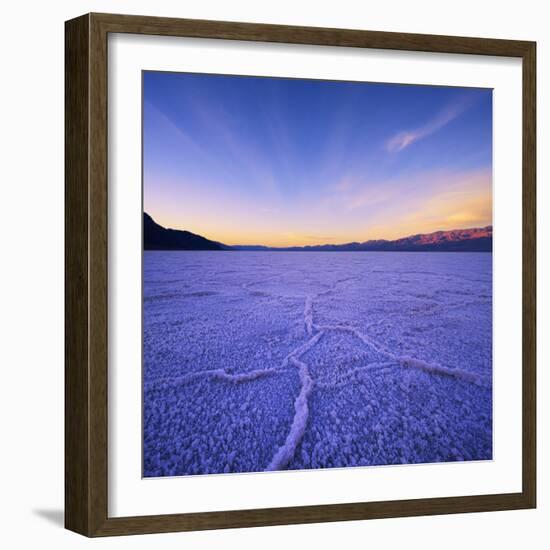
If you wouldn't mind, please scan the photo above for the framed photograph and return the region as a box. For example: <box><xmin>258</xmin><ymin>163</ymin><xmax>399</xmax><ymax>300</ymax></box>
<box><xmin>65</xmin><ymin>13</ymin><xmax>536</xmax><ymax>536</ymax></box>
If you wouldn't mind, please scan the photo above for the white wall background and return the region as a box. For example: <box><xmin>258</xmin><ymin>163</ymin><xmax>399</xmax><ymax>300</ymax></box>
<box><xmin>0</xmin><ymin>0</ymin><xmax>547</xmax><ymax>547</ymax></box>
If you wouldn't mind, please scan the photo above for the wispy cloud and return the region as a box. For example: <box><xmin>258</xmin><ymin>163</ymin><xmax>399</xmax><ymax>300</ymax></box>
<box><xmin>320</xmin><ymin>167</ymin><xmax>491</xmax><ymax>236</ymax></box>
<box><xmin>144</xmin><ymin>100</ymin><xmax>210</xmax><ymax>160</ymax></box>
<box><xmin>386</xmin><ymin>96</ymin><xmax>475</xmax><ymax>152</ymax></box>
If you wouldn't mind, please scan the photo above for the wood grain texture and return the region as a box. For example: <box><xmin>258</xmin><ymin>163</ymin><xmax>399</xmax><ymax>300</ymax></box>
<box><xmin>92</xmin><ymin>12</ymin><xmax>533</xmax><ymax>56</ymax></box>
<box><xmin>65</xmin><ymin>12</ymin><xmax>537</xmax><ymax>537</ymax></box>
<box><xmin>65</xmin><ymin>14</ymin><xmax>91</xmax><ymax>535</ymax></box>
<box><xmin>521</xmin><ymin>42</ymin><xmax>537</xmax><ymax>508</ymax></box>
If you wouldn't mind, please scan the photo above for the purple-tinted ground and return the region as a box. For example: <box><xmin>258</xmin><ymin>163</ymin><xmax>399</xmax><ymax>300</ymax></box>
<box><xmin>143</xmin><ymin>251</ymin><xmax>492</xmax><ymax>477</ymax></box>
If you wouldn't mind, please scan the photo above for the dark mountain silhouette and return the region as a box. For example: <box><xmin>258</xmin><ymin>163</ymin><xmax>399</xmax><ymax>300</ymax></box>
<box><xmin>144</xmin><ymin>212</ymin><xmax>492</xmax><ymax>252</ymax></box>
<box><xmin>143</xmin><ymin>213</ymin><xmax>228</xmax><ymax>250</ymax></box>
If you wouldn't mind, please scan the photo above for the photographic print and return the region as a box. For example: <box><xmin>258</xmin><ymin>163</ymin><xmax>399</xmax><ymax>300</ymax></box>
<box><xmin>142</xmin><ymin>71</ymin><xmax>493</xmax><ymax>478</ymax></box>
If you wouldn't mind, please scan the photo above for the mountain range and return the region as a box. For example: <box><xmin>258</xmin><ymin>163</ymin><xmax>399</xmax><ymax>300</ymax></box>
<box><xmin>143</xmin><ymin>212</ymin><xmax>492</xmax><ymax>252</ymax></box>
<box><xmin>144</xmin><ymin>212</ymin><xmax>228</xmax><ymax>251</ymax></box>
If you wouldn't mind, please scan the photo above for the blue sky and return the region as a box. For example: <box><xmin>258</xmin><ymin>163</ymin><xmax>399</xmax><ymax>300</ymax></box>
<box><xmin>143</xmin><ymin>71</ymin><xmax>492</xmax><ymax>246</ymax></box>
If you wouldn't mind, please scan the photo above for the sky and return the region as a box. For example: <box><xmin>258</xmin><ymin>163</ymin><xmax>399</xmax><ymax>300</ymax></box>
<box><xmin>143</xmin><ymin>71</ymin><xmax>492</xmax><ymax>247</ymax></box>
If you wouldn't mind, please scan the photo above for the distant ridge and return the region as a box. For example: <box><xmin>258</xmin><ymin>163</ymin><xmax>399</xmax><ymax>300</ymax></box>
<box><xmin>143</xmin><ymin>212</ymin><xmax>492</xmax><ymax>252</ymax></box>
<box><xmin>143</xmin><ymin>213</ymin><xmax>228</xmax><ymax>250</ymax></box>
<box><xmin>234</xmin><ymin>226</ymin><xmax>492</xmax><ymax>252</ymax></box>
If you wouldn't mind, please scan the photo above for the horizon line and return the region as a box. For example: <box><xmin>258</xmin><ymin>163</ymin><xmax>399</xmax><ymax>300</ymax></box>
<box><xmin>144</xmin><ymin>212</ymin><xmax>492</xmax><ymax>249</ymax></box>
<box><xmin>231</xmin><ymin>225</ymin><xmax>493</xmax><ymax>249</ymax></box>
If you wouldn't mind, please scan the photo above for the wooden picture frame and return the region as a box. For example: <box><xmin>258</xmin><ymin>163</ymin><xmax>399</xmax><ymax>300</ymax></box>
<box><xmin>65</xmin><ymin>12</ymin><xmax>536</xmax><ymax>537</ymax></box>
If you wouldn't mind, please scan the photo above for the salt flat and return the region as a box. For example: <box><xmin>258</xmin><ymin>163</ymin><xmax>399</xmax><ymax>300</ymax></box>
<box><xmin>143</xmin><ymin>251</ymin><xmax>492</xmax><ymax>477</ymax></box>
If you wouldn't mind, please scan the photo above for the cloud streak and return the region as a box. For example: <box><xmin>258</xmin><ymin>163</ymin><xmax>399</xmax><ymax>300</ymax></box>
<box><xmin>319</xmin><ymin>167</ymin><xmax>492</xmax><ymax>239</ymax></box>
<box><xmin>386</xmin><ymin>97</ymin><xmax>474</xmax><ymax>152</ymax></box>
